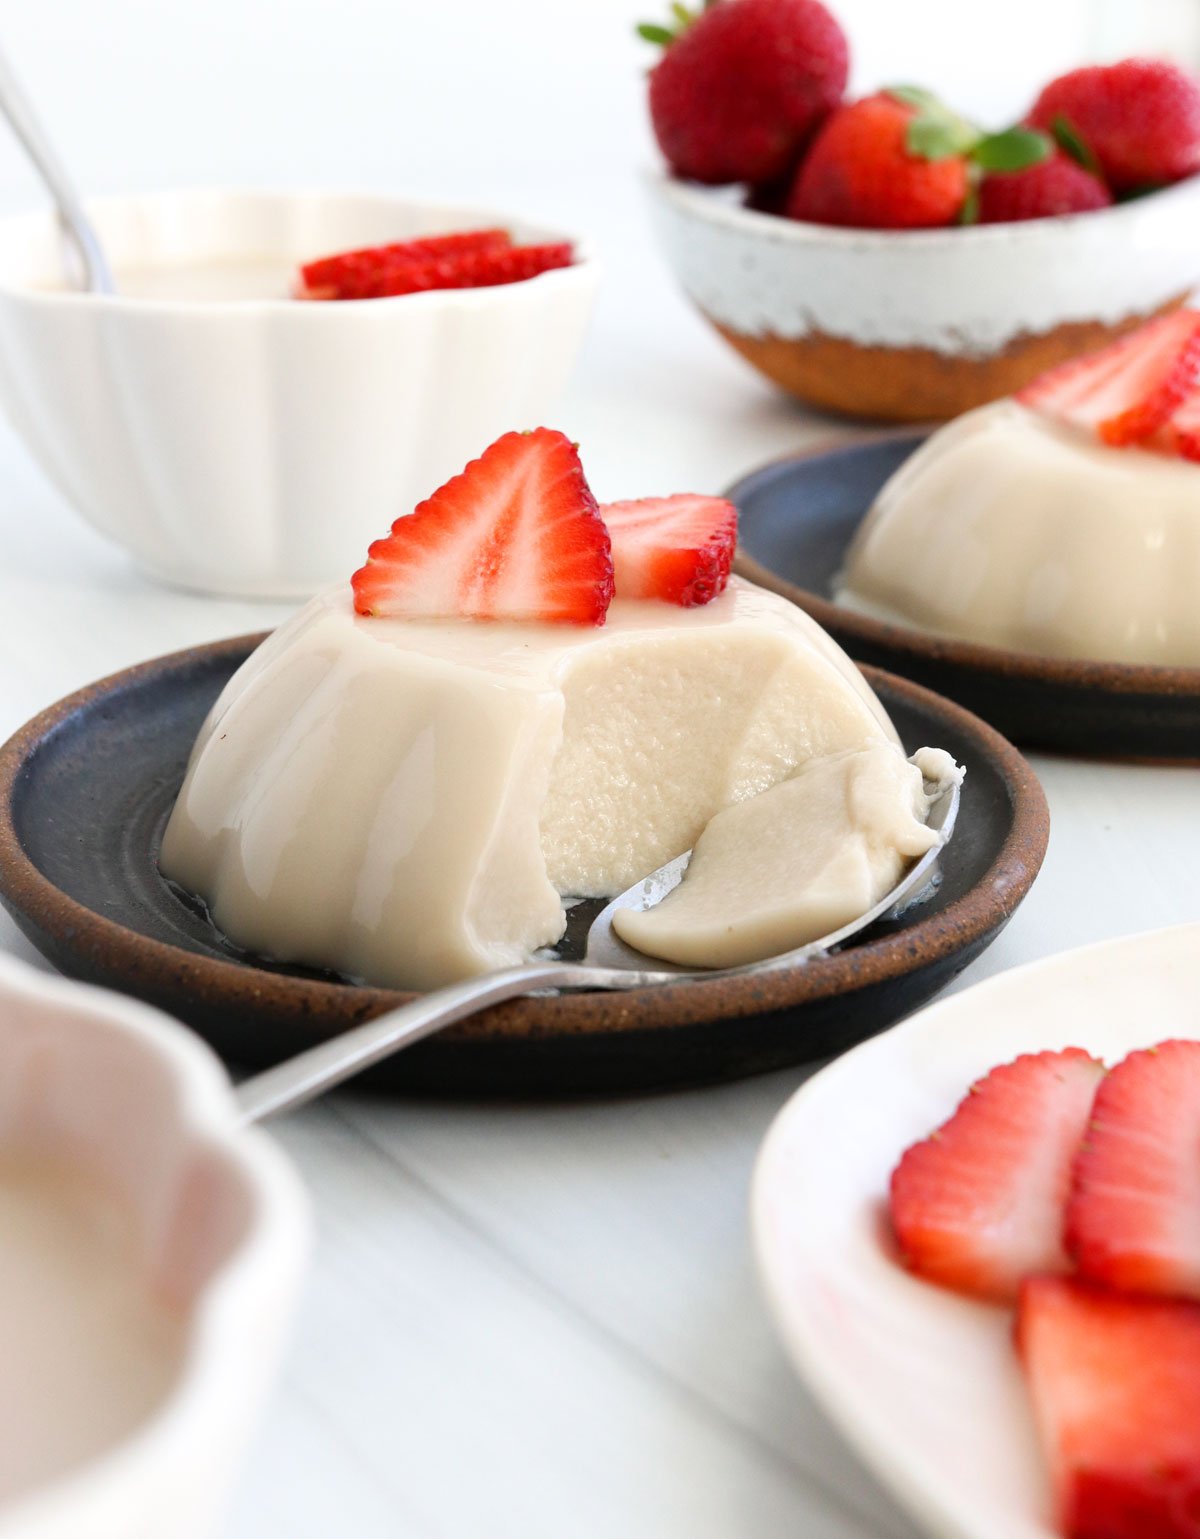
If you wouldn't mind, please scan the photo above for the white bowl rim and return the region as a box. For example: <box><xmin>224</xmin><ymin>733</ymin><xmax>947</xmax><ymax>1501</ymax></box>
<box><xmin>0</xmin><ymin>184</ymin><xmax>598</xmax><ymax>314</ymax></box>
<box><xmin>647</xmin><ymin>164</ymin><xmax>1200</xmax><ymax>249</ymax></box>
<box><xmin>0</xmin><ymin>953</ymin><xmax>309</xmax><ymax>1536</ymax></box>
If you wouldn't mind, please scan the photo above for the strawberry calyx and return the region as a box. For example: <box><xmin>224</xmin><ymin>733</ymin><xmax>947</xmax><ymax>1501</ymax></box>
<box><xmin>884</xmin><ymin>87</ymin><xmax>1054</xmax><ymax>223</ymax></box>
<box><xmin>636</xmin><ymin>0</ymin><xmax>717</xmax><ymax>48</ymax></box>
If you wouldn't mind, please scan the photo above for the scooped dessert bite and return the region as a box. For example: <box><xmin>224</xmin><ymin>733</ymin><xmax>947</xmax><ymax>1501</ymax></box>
<box><xmin>837</xmin><ymin>309</ymin><xmax>1200</xmax><ymax>666</ymax></box>
<box><xmin>161</xmin><ymin>429</ymin><xmax>946</xmax><ymax>991</ymax></box>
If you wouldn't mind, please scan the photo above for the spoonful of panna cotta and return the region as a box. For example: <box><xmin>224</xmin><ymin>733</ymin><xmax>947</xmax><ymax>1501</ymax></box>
<box><xmin>156</xmin><ymin>426</ymin><xmax>962</xmax><ymax>1120</ymax></box>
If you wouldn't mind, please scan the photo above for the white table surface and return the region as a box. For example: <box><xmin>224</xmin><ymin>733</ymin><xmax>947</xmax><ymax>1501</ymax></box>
<box><xmin>0</xmin><ymin>5</ymin><xmax>1199</xmax><ymax>1533</ymax></box>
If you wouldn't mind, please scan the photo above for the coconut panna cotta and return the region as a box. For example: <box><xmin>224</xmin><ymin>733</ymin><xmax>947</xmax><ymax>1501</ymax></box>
<box><xmin>837</xmin><ymin>309</ymin><xmax>1200</xmax><ymax>667</ymax></box>
<box><xmin>161</xmin><ymin>429</ymin><xmax>960</xmax><ymax>991</ymax></box>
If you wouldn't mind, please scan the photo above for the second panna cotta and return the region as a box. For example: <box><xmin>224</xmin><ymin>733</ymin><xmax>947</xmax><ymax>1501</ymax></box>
<box><xmin>838</xmin><ymin>309</ymin><xmax>1200</xmax><ymax>667</ymax></box>
<box><xmin>162</xmin><ymin>429</ymin><xmax>956</xmax><ymax>991</ymax></box>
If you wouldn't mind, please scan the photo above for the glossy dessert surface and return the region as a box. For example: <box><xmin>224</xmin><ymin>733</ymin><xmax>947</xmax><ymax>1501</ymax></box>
<box><xmin>160</xmin><ymin>577</ymin><xmax>900</xmax><ymax>991</ymax></box>
<box><xmin>837</xmin><ymin>401</ymin><xmax>1200</xmax><ymax>666</ymax></box>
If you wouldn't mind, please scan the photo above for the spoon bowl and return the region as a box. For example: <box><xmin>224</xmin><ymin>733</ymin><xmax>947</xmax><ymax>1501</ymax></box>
<box><xmin>234</xmin><ymin>772</ymin><xmax>960</xmax><ymax>1122</ymax></box>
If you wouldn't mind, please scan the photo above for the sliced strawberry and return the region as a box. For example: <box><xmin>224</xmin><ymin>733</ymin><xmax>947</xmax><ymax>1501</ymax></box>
<box><xmin>298</xmin><ymin>229</ymin><xmax>512</xmax><ymax>299</ymax></box>
<box><xmin>599</xmin><ymin>495</ymin><xmax>737</xmax><ymax>607</ymax></box>
<box><xmin>297</xmin><ymin>234</ymin><xmax>574</xmax><ymax>301</ymax></box>
<box><xmin>888</xmin><ymin>1049</ymin><xmax>1105</xmax><ymax>1303</ymax></box>
<box><xmin>1017</xmin><ymin>1275</ymin><xmax>1200</xmax><ymax>1539</ymax></box>
<box><xmin>1066</xmin><ymin>1040</ymin><xmax>1200</xmax><ymax>1299</ymax></box>
<box><xmin>351</xmin><ymin>429</ymin><xmax>614</xmax><ymax>625</ymax></box>
<box><xmin>1160</xmin><ymin>391</ymin><xmax>1200</xmax><ymax>462</ymax></box>
<box><xmin>1017</xmin><ymin>308</ymin><xmax>1200</xmax><ymax>448</ymax></box>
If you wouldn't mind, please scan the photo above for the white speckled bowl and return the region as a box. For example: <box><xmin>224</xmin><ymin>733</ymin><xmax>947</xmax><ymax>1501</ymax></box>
<box><xmin>0</xmin><ymin>189</ymin><xmax>599</xmax><ymax>597</ymax></box>
<box><xmin>0</xmin><ymin>955</ymin><xmax>308</xmax><ymax>1539</ymax></box>
<box><xmin>647</xmin><ymin>171</ymin><xmax>1200</xmax><ymax>421</ymax></box>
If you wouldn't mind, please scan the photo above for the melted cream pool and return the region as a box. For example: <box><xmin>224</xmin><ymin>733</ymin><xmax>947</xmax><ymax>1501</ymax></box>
<box><xmin>42</xmin><ymin>257</ymin><xmax>294</xmax><ymax>302</ymax></box>
<box><xmin>0</xmin><ymin>1158</ymin><xmax>184</xmax><ymax>1503</ymax></box>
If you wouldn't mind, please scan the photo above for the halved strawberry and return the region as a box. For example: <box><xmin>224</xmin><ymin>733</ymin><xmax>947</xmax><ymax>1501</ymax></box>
<box><xmin>599</xmin><ymin>495</ymin><xmax>737</xmax><ymax>607</ymax></box>
<box><xmin>1017</xmin><ymin>308</ymin><xmax>1200</xmax><ymax>448</ymax></box>
<box><xmin>1017</xmin><ymin>1275</ymin><xmax>1200</xmax><ymax>1539</ymax></box>
<box><xmin>888</xmin><ymin>1049</ymin><xmax>1105</xmax><ymax>1303</ymax></box>
<box><xmin>351</xmin><ymin>429</ymin><xmax>614</xmax><ymax>625</ymax></box>
<box><xmin>1066</xmin><ymin>1039</ymin><xmax>1200</xmax><ymax>1299</ymax></box>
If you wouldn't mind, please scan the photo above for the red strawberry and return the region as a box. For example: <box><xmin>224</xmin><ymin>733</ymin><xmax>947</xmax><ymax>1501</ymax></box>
<box><xmin>298</xmin><ymin>230</ymin><xmax>512</xmax><ymax>298</ymax></box>
<box><xmin>1017</xmin><ymin>1275</ymin><xmax>1200</xmax><ymax>1539</ymax></box>
<box><xmin>977</xmin><ymin>151</ymin><xmax>1112</xmax><ymax>223</ymax></box>
<box><xmin>600</xmin><ymin>495</ymin><xmax>737</xmax><ymax>606</ymax></box>
<box><xmin>351</xmin><ymin>429</ymin><xmax>614</xmax><ymax>625</ymax></box>
<box><xmin>1017</xmin><ymin>308</ymin><xmax>1200</xmax><ymax>448</ymax></box>
<box><xmin>1030</xmin><ymin>58</ymin><xmax>1200</xmax><ymax>193</ymax></box>
<box><xmin>1163</xmin><ymin>392</ymin><xmax>1200</xmax><ymax>461</ymax></box>
<box><xmin>644</xmin><ymin>0</ymin><xmax>849</xmax><ymax>186</ymax></box>
<box><xmin>888</xmin><ymin>1049</ymin><xmax>1105</xmax><ymax>1303</ymax></box>
<box><xmin>1066</xmin><ymin>1040</ymin><xmax>1200</xmax><ymax>1300</ymax></box>
<box><xmin>787</xmin><ymin>93</ymin><xmax>970</xmax><ymax>229</ymax></box>
<box><xmin>297</xmin><ymin>233</ymin><xmax>573</xmax><ymax>301</ymax></box>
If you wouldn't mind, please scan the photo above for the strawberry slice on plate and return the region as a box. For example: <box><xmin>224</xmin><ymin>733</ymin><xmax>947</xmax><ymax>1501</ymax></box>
<box><xmin>1160</xmin><ymin>391</ymin><xmax>1200</xmax><ymax>462</ymax></box>
<box><xmin>351</xmin><ymin>428</ymin><xmax>614</xmax><ymax>625</ymax></box>
<box><xmin>1017</xmin><ymin>1275</ymin><xmax>1200</xmax><ymax>1539</ymax></box>
<box><xmin>888</xmin><ymin>1048</ymin><xmax>1105</xmax><ymax>1303</ymax></box>
<box><xmin>600</xmin><ymin>494</ymin><xmax>737</xmax><ymax>607</ymax></box>
<box><xmin>1018</xmin><ymin>308</ymin><xmax>1200</xmax><ymax>448</ymax></box>
<box><xmin>1067</xmin><ymin>1039</ymin><xmax>1200</xmax><ymax>1299</ymax></box>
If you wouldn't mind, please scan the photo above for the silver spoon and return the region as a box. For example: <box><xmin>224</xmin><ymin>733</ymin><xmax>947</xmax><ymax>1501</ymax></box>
<box><xmin>0</xmin><ymin>46</ymin><xmax>114</xmax><ymax>293</ymax></box>
<box><xmin>234</xmin><ymin>774</ymin><xmax>960</xmax><ymax>1123</ymax></box>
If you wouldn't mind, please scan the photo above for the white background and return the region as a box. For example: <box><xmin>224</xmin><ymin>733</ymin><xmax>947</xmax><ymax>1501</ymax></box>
<box><xmin>0</xmin><ymin>3</ymin><xmax>1198</xmax><ymax>1536</ymax></box>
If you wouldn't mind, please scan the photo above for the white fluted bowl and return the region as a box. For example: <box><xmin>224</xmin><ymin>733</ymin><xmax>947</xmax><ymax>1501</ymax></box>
<box><xmin>0</xmin><ymin>189</ymin><xmax>598</xmax><ymax>597</ymax></box>
<box><xmin>0</xmin><ymin>955</ymin><xmax>308</xmax><ymax>1539</ymax></box>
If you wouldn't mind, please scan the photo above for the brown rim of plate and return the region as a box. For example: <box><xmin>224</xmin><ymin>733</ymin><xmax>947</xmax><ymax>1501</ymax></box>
<box><xmin>0</xmin><ymin>634</ymin><xmax>1049</xmax><ymax>1044</ymax></box>
<box><xmin>734</xmin><ymin>544</ymin><xmax>1200</xmax><ymax>701</ymax></box>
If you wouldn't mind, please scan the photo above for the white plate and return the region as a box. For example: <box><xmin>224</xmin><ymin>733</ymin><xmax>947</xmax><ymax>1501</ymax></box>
<box><xmin>751</xmin><ymin>922</ymin><xmax>1200</xmax><ymax>1539</ymax></box>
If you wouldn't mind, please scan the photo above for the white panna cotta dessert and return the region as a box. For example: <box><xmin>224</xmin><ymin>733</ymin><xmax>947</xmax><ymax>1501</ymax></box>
<box><xmin>837</xmin><ymin>313</ymin><xmax>1200</xmax><ymax>667</ymax></box>
<box><xmin>162</xmin><ymin>429</ymin><xmax>956</xmax><ymax>990</ymax></box>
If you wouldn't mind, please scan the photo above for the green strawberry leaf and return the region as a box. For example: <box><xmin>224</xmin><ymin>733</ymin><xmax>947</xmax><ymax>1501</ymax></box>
<box><xmin>886</xmin><ymin>85</ymin><xmax>943</xmax><ymax>112</ymax></box>
<box><xmin>907</xmin><ymin>112</ymin><xmax>979</xmax><ymax>162</ymax></box>
<box><xmin>972</xmin><ymin>126</ymin><xmax>1053</xmax><ymax>173</ymax></box>
<box><xmin>670</xmin><ymin>2</ymin><xmax>695</xmax><ymax>25</ymax></box>
<box><xmin>1052</xmin><ymin>114</ymin><xmax>1101</xmax><ymax>175</ymax></box>
<box><xmin>637</xmin><ymin>20</ymin><xmax>677</xmax><ymax>44</ymax></box>
<box><xmin>958</xmin><ymin>184</ymin><xmax>982</xmax><ymax>225</ymax></box>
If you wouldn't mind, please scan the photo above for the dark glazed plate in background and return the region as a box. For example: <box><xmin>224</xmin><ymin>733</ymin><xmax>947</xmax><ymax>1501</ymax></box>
<box><xmin>0</xmin><ymin>635</ymin><xmax>1047</xmax><ymax>1097</ymax></box>
<box><xmin>731</xmin><ymin>435</ymin><xmax>1200</xmax><ymax>760</ymax></box>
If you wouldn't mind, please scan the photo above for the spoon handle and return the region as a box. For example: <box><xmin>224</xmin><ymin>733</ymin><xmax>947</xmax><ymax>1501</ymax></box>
<box><xmin>234</xmin><ymin>961</ymin><xmax>613</xmax><ymax>1123</ymax></box>
<box><xmin>0</xmin><ymin>46</ymin><xmax>114</xmax><ymax>293</ymax></box>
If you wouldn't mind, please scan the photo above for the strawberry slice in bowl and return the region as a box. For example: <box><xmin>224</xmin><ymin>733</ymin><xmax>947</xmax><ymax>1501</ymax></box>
<box><xmin>296</xmin><ymin>228</ymin><xmax>575</xmax><ymax>301</ymax></box>
<box><xmin>600</xmin><ymin>494</ymin><xmax>738</xmax><ymax>607</ymax></box>
<box><xmin>352</xmin><ymin>428</ymin><xmax>614</xmax><ymax>625</ymax></box>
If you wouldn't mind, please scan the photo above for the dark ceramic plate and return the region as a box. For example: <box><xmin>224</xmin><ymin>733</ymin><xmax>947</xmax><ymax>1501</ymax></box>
<box><xmin>0</xmin><ymin>635</ymin><xmax>1047</xmax><ymax>1097</ymax></box>
<box><xmin>731</xmin><ymin>435</ymin><xmax>1200</xmax><ymax>759</ymax></box>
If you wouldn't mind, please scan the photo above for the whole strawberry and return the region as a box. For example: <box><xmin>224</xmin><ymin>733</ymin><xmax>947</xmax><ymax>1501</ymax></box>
<box><xmin>1030</xmin><ymin>58</ymin><xmax>1200</xmax><ymax>192</ymax></box>
<box><xmin>787</xmin><ymin>91</ymin><xmax>971</xmax><ymax>229</ymax></box>
<box><xmin>643</xmin><ymin>0</ymin><xmax>849</xmax><ymax>186</ymax></box>
<box><xmin>978</xmin><ymin>151</ymin><xmax>1112</xmax><ymax>223</ymax></box>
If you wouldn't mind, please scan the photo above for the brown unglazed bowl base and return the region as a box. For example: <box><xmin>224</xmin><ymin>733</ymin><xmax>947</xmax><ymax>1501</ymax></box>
<box><xmin>712</xmin><ymin>293</ymin><xmax>1191</xmax><ymax>422</ymax></box>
